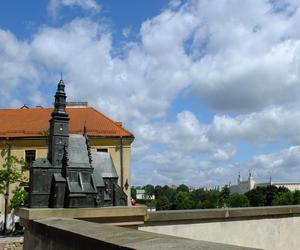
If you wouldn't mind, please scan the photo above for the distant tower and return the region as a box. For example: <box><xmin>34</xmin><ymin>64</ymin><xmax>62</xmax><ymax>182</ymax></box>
<box><xmin>47</xmin><ymin>78</ymin><xmax>70</xmax><ymax>166</ymax></box>
<box><xmin>269</xmin><ymin>176</ymin><xmax>272</xmax><ymax>185</ymax></box>
<box><xmin>248</xmin><ymin>170</ymin><xmax>255</xmax><ymax>190</ymax></box>
<box><xmin>237</xmin><ymin>172</ymin><xmax>241</xmax><ymax>184</ymax></box>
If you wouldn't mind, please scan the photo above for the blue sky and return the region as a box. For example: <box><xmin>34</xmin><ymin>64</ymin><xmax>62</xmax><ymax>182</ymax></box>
<box><xmin>1</xmin><ymin>0</ymin><xmax>300</xmax><ymax>187</ymax></box>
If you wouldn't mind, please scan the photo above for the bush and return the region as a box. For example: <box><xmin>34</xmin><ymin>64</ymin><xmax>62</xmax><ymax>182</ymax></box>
<box><xmin>156</xmin><ymin>196</ymin><xmax>171</xmax><ymax>210</ymax></box>
<box><xmin>10</xmin><ymin>187</ymin><xmax>28</xmax><ymax>210</ymax></box>
<box><xmin>227</xmin><ymin>193</ymin><xmax>249</xmax><ymax>207</ymax></box>
<box><xmin>272</xmin><ymin>192</ymin><xmax>294</xmax><ymax>206</ymax></box>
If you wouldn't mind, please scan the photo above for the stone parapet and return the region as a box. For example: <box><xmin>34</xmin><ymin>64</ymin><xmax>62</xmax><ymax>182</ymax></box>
<box><xmin>24</xmin><ymin>218</ymin><xmax>260</xmax><ymax>250</ymax></box>
<box><xmin>16</xmin><ymin>206</ymin><xmax>147</xmax><ymax>228</ymax></box>
<box><xmin>145</xmin><ymin>205</ymin><xmax>300</xmax><ymax>225</ymax></box>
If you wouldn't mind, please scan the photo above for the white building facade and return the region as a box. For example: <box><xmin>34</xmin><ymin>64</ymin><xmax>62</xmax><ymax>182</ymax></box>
<box><xmin>229</xmin><ymin>173</ymin><xmax>300</xmax><ymax>194</ymax></box>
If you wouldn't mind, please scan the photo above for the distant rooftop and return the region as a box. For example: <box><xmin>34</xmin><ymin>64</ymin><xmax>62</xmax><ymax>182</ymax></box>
<box><xmin>66</xmin><ymin>101</ymin><xmax>88</xmax><ymax>108</ymax></box>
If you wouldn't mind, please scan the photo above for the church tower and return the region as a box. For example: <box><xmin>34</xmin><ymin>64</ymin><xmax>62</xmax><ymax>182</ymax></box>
<box><xmin>47</xmin><ymin>78</ymin><xmax>70</xmax><ymax>166</ymax></box>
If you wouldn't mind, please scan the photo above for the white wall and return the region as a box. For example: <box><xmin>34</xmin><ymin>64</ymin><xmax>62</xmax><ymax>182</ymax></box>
<box><xmin>139</xmin><ymin>216</ymin><xmax>300</xmax><ymax>250</ymax></box>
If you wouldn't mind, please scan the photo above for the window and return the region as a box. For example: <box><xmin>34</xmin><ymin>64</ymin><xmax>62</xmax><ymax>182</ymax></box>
<box><xmin>97</xmin><ymin>148</ymin><xmax>108</xmax><ymax>153</ymax></box>
<box><xmin>25</xmin><ymin>150</ymin><xmax>36</xmax><ymax>164</ymax></box>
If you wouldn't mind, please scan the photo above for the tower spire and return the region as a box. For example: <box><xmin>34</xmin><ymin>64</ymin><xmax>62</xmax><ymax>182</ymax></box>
<box><xmin>47</xmin><ymin>78</ymin><xmax>70</xmax><ymax>165</ymax></box>
<box><xmin>237</xmin><ymin>172</ymin><xmax>241</xmax><ymax>184</ymax></box>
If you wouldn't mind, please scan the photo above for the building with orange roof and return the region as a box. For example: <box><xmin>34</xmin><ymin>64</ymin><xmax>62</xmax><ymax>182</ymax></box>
<box><xmin>0</xmin><ymin>97</ymin><xmax>134</xmax><ymax>212</ymax></box>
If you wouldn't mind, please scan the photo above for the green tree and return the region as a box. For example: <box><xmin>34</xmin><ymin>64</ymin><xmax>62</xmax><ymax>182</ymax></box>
<box><xmin>219</xmin><ymin>185</ymin><xmax>230</xmax><ymax>207</ymax></box>
<box><xmin>272</xmin><ymin>191</ymin><xmax>294</xmax><ymax>206</ymax></box>
<box><xmin>227</xmin><ymin>193</ymin><xmax>249</xmax><ymax>207</ymax></box>
<box><xmin>265</xmin><ymin>185</ymin><xmax>279</xmax><ymax>206</ymax></box>
<box><xmin>0</xmin><ymin>153</ymin><xmax>28</xmax><ymax>230</ymax></box>
<box><xmin>176</xmin><ymin>184</ymin><xmax>189</xmax><ymax>193</ymax></box>
<box><xmin>175</xmin><ymin>191</ymin><xmax>193</xmax><ymax>210</ymax></box>
<box><xmin>144</xmin><ymin>184</ymin><xmax>155</xmax><ymax>197</ymax></box>
<box><xmin>160</xmin><ymin>186</ymin><xmax>176</xmax><ymax>209</ymax></box>
<box><xmin>195</xmin><ymin>190</ymin><xmax>220</xmax><ymax>209</ymax></box>
<box><xmin>245</xmin><ymin>187</ymin><xmax>267</xmax><ymax>206</ymax></box>
<box><xmin>131</xmin><ymin>186</ymin><xmax>137</xmax><ymax>200</ymax></box>
<box><xmin>154</xmin><ymin>185</ymin><xmax>163</xmax><ymax>199</ymax></box>
<box><xmin>293</xmin><ymin>190</ymin><xmax>300</xmax><ymax>204</ymax></box>
<box><xmin>156</xmin><ymin>195</ymin><xmax>171</xmax><ymax>210</ymax></box>
<box><xmin>10</xmin><ymin>187</ymin><xmax>28</xmax><ymax>209</ymax></box>
<box><xmin>0</xmin><ymin>156</ymin><xmax>28</xmax><ymax>195</ymax></box>
<box><xmin>146</xmin><ymin>199</ymin><xmax>156</xmax><ymax>210</ymax></box>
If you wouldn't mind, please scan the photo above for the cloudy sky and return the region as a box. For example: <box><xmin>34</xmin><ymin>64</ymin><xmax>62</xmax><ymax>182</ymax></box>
<box><xmin>1</xmin><ymin>0</ymin><xmax>300</xmax><ymax>187</ymax></box>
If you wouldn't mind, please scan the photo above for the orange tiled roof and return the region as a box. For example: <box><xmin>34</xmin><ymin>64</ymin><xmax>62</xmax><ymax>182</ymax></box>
<box><xmin>0</xmin><ymin>107</ymin><xmax>134</xmax><ymax>138</ymax></box>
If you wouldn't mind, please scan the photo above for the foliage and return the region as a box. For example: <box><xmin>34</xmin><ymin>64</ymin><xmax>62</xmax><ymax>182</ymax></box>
<box><xmin>144</xmin><ymin>184</ymin><xmax>155</xmax><ymax>197</ymax></box>
<box><xmin>154</xmin><ymin>185</ymin><xmax>176</xmax><ymax>209</ymax></box>
<box><xmin>146</xmin><ymin>199</ymin><xmax>156</xmax><ymax>209</ymax></box>
<box><xmin>245</xmin><ymin>187</ymin><xmax>267</xmax><ymax>206</ymax></box>
<box><xmin>199</xmin><ymin>190</ymin><xmax>220</xmax><ymax>209</ymax></box>
<box><xmin>175</xmin><ymin>191</ymin><xmax>193</xmax><ymax>210</ymax></box>
<box><xmin>293</xmin><ymin>191</ymin><xmax>300</xmax><ymax>204</ymax></box>
<box><xmin>176</xmin><ymin>184</ymin><xmax>189</xmax><ymax>193</ymax></box>
<box><xmin>219</xmin><ymin>185</ymin><xmax>230</xmax><ymax>207</ymax></box>
<box><xmin>0</xmin><ymin>156</ymin><xmax>28</xmax><ymax>211</ymax></box>
<box><xmin>227</xmin><ymin>193</ymin><xmax>249</xmax><ymax>207</ymax></box>
<box><xmin>265</xmin><ymin>185</ymin><xmax>279</xmax><ymax>206</ymax></box>
<box><xmin>272</xmin><ymin>192</ymin><xmax>294</xmax><ymax>206</ymax></box>
<box><xmin>0</xmin><ymin>156</ymin><xmax>28</xmax><ymax>194</ymax></box>
<box><xmin>10</xmin><ymin>187</ymin><xmax>28</xmax><ymax>209</ymax></box>
<box><xmin>131</xmin><ymin>186</ymin><xmax>136</xmax><ymax>200</ymax></box>
<box><xmin>156</xmin><ymin>195</ymin><xmax>171</xmax><ymax>210</ymax></box>
<box><xmin>134</xmin><ymin>183</ymin><xmax>299</xmax><ymax>211</ymax></box>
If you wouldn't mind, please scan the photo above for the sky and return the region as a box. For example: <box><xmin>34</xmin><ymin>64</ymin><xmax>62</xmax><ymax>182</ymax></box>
<box><xmin>1</xmin><ymin>0</ymin><xmax>300</xmax><ymax>187</ymax></box>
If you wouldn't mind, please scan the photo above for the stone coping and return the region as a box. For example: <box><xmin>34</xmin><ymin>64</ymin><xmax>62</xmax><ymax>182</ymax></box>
<box><xmin>146</xmin><ymin>205</ymin><xmax>300</xmax><ymax>223</ymax></box>
<box><xmin>26</xmin><ymin>218</ymin><xmax>261</xmax><ymax>250</ymax></box>
<box><xmin>16</xmin><ymin>206</ymin><xmax>147</xmax><ymax>221</ymax></box>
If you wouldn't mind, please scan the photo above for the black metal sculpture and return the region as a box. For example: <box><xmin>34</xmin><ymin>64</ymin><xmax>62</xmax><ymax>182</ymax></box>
<box><xmin>28</xmin><ymin>79</ymin><xmax>127</xmax><ymax>208</ymax></box>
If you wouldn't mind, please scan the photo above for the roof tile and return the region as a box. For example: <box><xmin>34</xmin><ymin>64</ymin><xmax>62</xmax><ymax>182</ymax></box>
<box><xmin>0</xmin><ymin>107</ymin><xmax>133</xmax><ymax>138</ymax></box>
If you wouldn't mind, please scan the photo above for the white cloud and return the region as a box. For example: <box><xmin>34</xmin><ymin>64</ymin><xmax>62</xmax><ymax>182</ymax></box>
<box><xmin>248</xmin><ymin>146</ymin><xmax>300</xmax><ymax>182</ymax></box>
<box><xmin>48</xmin><ymin>0</ymin><xmax>101</xmax><ymax>18</ymax></box>
<box><xmin>208</xmin><ymin>105</ymin><xmax>300</xmax><ymax>145</ymax></box>
<box><xmin>0</xmin><ymin>29</ymin><xmax>41</xmax><ymax>107</ymax></box>
<box><xmin>2</xmin><ymin>0</ymin><xmax>300</xmax><ymax>186</ymax></box>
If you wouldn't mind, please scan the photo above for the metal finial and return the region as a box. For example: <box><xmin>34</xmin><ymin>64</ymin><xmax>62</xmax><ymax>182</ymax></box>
<box><xmin>60</xmin><ymin>72</ymin><xmax>63</xmax><ymax>81</ymax></box>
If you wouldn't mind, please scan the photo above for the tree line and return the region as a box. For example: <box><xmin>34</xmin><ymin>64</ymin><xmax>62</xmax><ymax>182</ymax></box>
<box><xmin>132</xmin><ymin>184</ymin><xmax>300</xmax><ymax>210</ymax></box>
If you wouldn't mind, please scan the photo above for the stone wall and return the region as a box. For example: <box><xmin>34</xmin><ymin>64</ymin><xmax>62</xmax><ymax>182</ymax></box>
<box><xmin>139</xmin><ymin>205</ymin><xmax>300</xmax><ymax>250</ymax></box>
<box><xmin>23</xmin><ymin>218</ymin><xmax>258</xmax><ymax>250</ymax></box>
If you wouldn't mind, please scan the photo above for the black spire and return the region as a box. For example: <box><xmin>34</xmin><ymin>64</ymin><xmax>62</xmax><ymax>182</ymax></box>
<box><xmin>52</xmin><ymin>77</ymin><xmax>68</xmax><ymax>116</ymax></box>
<box><xmin>47</xmin><ymin>78</ymin><xmax>70</xmax><ymax>165</ymax></box>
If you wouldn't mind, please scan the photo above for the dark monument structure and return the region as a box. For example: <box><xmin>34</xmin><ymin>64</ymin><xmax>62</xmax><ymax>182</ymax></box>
<box><xmin>28</xmin><ymin>79</ymin><xmax>127</xmax><ymax>208</ymax></box>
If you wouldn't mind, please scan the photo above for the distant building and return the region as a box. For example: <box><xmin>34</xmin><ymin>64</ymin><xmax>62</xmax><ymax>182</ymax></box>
<box><xmin>136</xmin><ymin>189</ymin><xmax>155</xmax><ymax>201</ymax></box>
<box><xmin>170</xmin><ymin>185</ymin><xmax>178</xmax><ymax>190</ymax></box>
<box><xmin>203</xmin><ymin>186</ymin><xmax>221</xmax><ymax>192</ymax></box>
<box><xmin>230</xmin><ymin>172</ymin><xmax>300</xmax><ymax>194</ymax></box>
<box><xmin>188</xmin><ymin>185</ymin><xmax>196</xmax><ymax>192</ymax></box>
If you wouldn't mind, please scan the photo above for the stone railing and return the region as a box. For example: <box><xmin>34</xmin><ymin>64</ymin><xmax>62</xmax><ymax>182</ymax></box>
<box><xmin>145</xmin><ymin>205</ymin><xmax>300</xmax><ymax>224</ymax></box>
<box><xmin>24</xmin><ymin>217</ymin><xmax>259</xmax><ymax>250</ymax></box>
<box><xmin>140</xmin><ymin>205</ymin><xmax>300</xmax><ymax>250</ymax></box>
<box><xmin>17</xmin><ymin>206</ymin><xmax>262</xmax><ymax>250</ymax></box>
<box><xmin>19</xmin><ymin>205</ymin><xmax>300</xmax><ymax>250</ymax></box>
